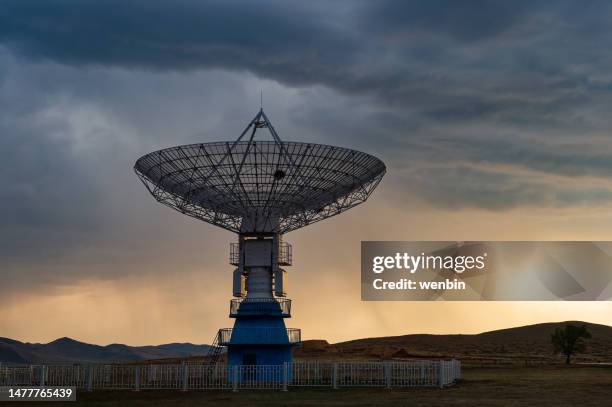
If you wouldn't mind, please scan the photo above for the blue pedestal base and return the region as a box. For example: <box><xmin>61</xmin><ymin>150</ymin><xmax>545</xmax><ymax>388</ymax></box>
<box><xmin>226</xmin><ymin>314</ymin><xmax>295</xmax><ymax>381</ymax></box>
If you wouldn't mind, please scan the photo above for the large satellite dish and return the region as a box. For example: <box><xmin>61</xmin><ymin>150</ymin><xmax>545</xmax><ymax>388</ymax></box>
<box><xmin>135</xmin><ymin>108</ymin><xmax>386</xmax><ymax>371</ymax></box>
<box><xmin>134</xmin><ymin>109</ymin><xmax>385</xmax><ymax>234</ymax></box>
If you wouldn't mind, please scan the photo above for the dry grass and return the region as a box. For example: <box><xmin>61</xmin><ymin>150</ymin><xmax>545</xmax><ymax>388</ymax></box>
<box><xmin>9</xmin><ymin>366</ymin><xmax>610</xmax><ymax>407</ymax></box>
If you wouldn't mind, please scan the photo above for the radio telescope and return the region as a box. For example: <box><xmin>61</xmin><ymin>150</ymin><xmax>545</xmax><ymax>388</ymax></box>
<box><xmin>134</xmin><ymin>109</ymin><xmax>385</xmax><ymax>370</ymax></box>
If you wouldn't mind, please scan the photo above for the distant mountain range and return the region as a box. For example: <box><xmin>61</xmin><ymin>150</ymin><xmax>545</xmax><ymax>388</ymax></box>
<box><xmin>0</xmin><ymin>337</ymin><xmax>212</xmax><ymax>364</ymax></box>
<box><xmin>2</xmin><ymin>321</ymin><xmax>611</xmax><ymax>365</ymax></box>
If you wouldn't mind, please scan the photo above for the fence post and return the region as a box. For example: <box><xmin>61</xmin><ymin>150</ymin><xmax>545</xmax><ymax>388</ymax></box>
<box><xmin>134</xmin><ymin>366</ymin><xmax>140</xmax><ymax>391</ymax></box>
<box><xmin>87</xmin><ymin>365</ymin><xmax>93</xmax><ymax>392</ymax></box>
<box><xmin>182</xmin><ymin>363</ymin><xmax>188</xmax><ymax>391</ymax></box>
<box><xmin>282</xmin><ymin>362</ymin><xmax>288</xmax><ymax>392</ymax></box>
<box><xmin>39</xmin><ymin>365</ymin><xmax>45</xmax><ymax>387</ymax></box>
<box><xmin>232</xmin><ymin>366</ymin><xmax>239</xmax><ymax>392</ymax></box>
<box><xmin>385</xmin><ymin>362</ymin><xmax>391</xmax><ymax>389</ymax></box>
<box><xmin>438</xmin><ymin>361</ymin><xmax>443</xmax><ymax>389</ymax></box>
<box><xmin>332</xmin><ymin>363</ymin><xmax>338</xmax><ymax>389</ymax></box>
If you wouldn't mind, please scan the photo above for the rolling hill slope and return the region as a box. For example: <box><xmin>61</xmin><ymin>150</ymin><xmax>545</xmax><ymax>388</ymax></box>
<box><xmin>295</xmin><ymin>321</ymin><xmax>612</xmax><ymax>364</ymax></box>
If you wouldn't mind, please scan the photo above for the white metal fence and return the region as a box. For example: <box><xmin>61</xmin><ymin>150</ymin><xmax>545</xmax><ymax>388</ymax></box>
<box><xmin>0</xmin><ymin>360</ymin><xmax>460</xmax><ymax>391</ymax></box>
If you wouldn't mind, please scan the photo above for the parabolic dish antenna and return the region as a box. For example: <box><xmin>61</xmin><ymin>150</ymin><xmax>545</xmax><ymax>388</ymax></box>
<box><xmin>134</xmin><ymin>109</ymin><xmax>386</xmax><ymax>234</ymax></box>
<box><xmin>135</xmin><ymin>108</ymin><xmax>386</xmax><ymax>372</ymax></box>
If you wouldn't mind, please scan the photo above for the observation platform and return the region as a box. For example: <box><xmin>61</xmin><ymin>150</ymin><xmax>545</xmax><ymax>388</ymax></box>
<box><xmin>218</xmin><ymin>328</ymin><xmax>301</xmax><ymax>346</ymax></box>
<box><xmin>229</xmin><ymin>242</ymin><xmax>292</xmax><ymax>266</ymax></box>
<box><xmin>229</xmin><ymin>298</ymin><xmax>291</xmax><ymax>318</ymax></box>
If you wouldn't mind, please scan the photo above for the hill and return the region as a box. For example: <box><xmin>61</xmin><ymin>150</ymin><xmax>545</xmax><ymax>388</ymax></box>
<box><xmin>0</xmin><ymin>337</ymin><xmax>212</xmax><ymax>364</ymax></box>
<box><xmin>294</xmin><ymin>321</ymin><xmax>612</xmax><ymax>365</ymax></box>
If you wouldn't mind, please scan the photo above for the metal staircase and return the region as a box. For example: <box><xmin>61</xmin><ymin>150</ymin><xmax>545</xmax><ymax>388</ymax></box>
<box><xmin>204</xmin><ymin>331</ymin><xmax>224</xmax><ymax>365</ymax></box>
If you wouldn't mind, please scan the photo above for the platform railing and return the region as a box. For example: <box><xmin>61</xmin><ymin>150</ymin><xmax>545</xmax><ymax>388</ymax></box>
<box><xmin>217</xmin><ymin>328</ymin><xmax>301</xmax><ymax>346</ymax></box>
<box><xmin>229</xmin><ymin>243</ymin><xmax>240</xmax><ymax>266</ymax></box>
<box><xmin>278</xmin><ymin>242</ymin><xmax>292</xmax><ymax>266</ymax></box>
<box><xmin>229</xmin><ymin>242</ymin><xmax>292</xmax><ymax>266</ymax></box>
<box><xmin>229</xmin><ymin>298</ymin><xmax>291</xmax><ymax>317</ymax></box>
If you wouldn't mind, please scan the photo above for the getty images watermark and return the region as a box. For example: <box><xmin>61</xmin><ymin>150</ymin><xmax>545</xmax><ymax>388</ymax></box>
<box><xmin>371</xmin><ymin>251</ymin><xmax>487</xmax><ymax>290</ymax></box>
<box><xmin>361</xmin><ymin>241</ymin><xmax>612</xmax><ymax>301</ymax></box>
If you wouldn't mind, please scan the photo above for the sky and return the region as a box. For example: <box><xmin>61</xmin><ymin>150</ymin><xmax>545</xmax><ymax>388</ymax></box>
<box><xmin>2</xmin><ymin>0</ymin><xmax>612</xmax><ymax>346</ymax></box>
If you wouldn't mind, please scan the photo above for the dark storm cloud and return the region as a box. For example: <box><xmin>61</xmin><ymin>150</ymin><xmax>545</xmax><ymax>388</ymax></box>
<box><xmin>2</xmin><ymin>0</ymin><xmax>612</xmax><ymax>214</ymax></box>
<box><xmin>0</xmin><ymin>0</ymin><xmax>356</xmax><ymax>86</ymax></box>
<box><xmin>405</xmin><ymin>165</ymin><xmax>612</xmax><ymax>211</ymax></box>
<box><xmin>416</xmin><ymin>134</ymin><xmax>612</xmax><ymax>179</ymax></box>
<box><xmin>0</xmin><ymin>56</ymin><xmax>99</xmax><ymax>256</ymax></box>
<box><xmin>362</xmin><ymin>0</ymin><xmax>535</xmax><ymax>41</ymax></box>
<box><xmin>0</xmin><ymin>51</ymin><xmax>266</xmax><ymax>296</ymax></box>
<box><xmin>1</xmin><ymin>0</ymin><xmax>599</xmax><ymax>101</ymax></box>
<box><xmin>2</xmin><ymin>0</ymin><xmax>612</xmax><ymax>122</ymax></box>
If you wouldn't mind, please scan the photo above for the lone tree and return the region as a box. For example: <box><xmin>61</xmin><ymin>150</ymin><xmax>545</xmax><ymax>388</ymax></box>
<box><xmin>551</xmin><ymin>324</ymin><xmax>591</xmax><ymax>365</ymax></box>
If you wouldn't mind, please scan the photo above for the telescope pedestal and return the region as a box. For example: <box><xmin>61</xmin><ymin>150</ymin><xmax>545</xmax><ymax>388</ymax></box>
<box><xmin>228</xmin><ymin>314</ymin><xmax>293</xmax><ymax>367</ymax></box>
<box><xmin>224</xmin><ymin>235</ymin><xmax>298</xmax><ymax>381</ymax></box>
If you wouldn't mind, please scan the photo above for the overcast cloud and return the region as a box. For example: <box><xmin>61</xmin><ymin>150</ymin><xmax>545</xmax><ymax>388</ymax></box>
<box><xmin>2</xmin><ymin>1</ymin><xmax>612</xmax><ymax>343</ymax></box>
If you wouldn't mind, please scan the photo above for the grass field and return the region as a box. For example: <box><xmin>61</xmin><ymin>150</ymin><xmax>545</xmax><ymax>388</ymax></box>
<box><xmin>5</xmin><ymin>366</ymin><xmax>612</xmax><ymax>407</ymax></box>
